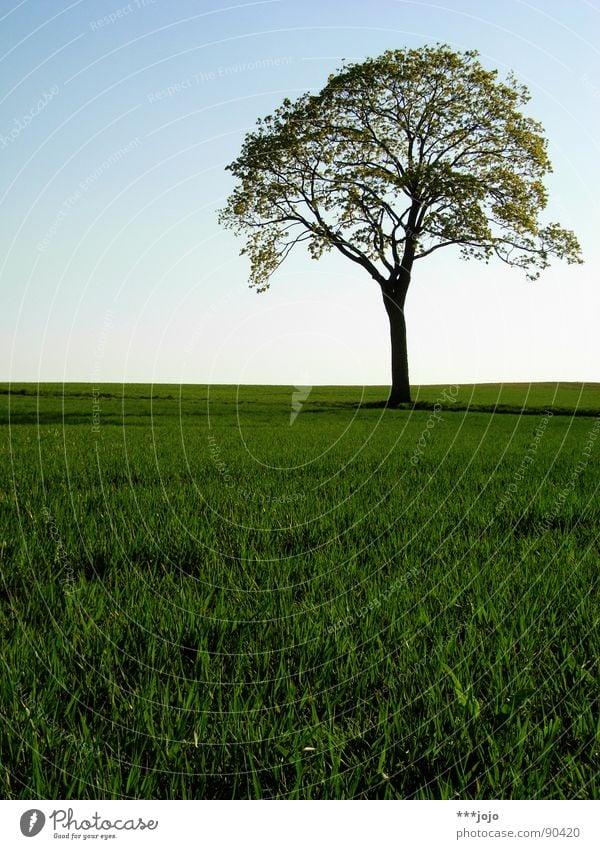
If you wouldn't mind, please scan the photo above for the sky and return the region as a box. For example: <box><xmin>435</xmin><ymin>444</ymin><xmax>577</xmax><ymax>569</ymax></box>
<box><xmin>1</xmin><ymin>0</ymin><xmax>599</xmax><ymax>387</ymax></box>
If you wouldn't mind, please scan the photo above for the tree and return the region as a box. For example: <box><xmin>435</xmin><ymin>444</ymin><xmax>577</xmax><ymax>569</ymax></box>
<box><xmin>218</xmin><ymin>45</ymin><xmax>582</xmax><ymax>405</ymax></box>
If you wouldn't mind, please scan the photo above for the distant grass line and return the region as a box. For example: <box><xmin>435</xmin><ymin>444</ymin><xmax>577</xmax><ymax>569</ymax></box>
<box><xmin>0</xmin><ymin>381</ymin><xmax>598</xmax><ymax>409</ymax></box>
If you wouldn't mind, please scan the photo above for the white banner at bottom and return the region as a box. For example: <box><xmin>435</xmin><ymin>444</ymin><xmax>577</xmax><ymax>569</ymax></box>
<box><xmin>0</xmin><ymin>800</ymin><xmax>598</xmax><ymax>848</ymax></box>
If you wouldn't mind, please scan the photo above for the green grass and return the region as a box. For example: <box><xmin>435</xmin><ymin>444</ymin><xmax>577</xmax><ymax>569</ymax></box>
<box><xmin>0</xmin><ymin>382</ymin><xmax>598</xmax><ymax>799</ymax></box>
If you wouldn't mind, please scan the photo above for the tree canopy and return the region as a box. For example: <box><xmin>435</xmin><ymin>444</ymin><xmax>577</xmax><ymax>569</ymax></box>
<box><xmin>219</xmin><ymin>44</ymin><xmax>582</xmax><ymax>293</ymax></box>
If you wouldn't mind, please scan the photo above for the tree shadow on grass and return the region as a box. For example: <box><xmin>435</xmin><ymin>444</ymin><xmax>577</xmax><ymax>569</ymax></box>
<box><xmin>302</xmin><ymin>400</ymin><xmax>599</xmax><ymax>416</ymax></box>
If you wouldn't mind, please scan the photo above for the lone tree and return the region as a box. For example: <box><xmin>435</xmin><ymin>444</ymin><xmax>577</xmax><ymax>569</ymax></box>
<box><xmin>219</xmin><ymin>45</ymin><xmax>582</xmax><ymax>405</ymax></box>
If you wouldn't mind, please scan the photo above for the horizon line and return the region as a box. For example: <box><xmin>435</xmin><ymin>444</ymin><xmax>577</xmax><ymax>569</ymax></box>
<box><xmin>1</xmin><ymin>380</ymin><xmax>598</xmax><ymax>387</ymax></box>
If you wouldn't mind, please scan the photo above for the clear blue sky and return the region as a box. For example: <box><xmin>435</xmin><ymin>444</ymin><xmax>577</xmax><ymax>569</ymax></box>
<box><xmin>1</xmin><ymin>0</ymin><xmax>598</xmax><ymax>386</ymax></box>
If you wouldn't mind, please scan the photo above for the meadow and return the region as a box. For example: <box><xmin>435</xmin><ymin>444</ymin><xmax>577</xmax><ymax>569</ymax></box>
<box><xmin>0</xmin><ymin>382</ymin><xmax>598</xmax><ymax>799</ymax></box>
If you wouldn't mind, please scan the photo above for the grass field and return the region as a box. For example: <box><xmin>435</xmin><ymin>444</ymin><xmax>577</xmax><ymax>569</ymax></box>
<box><xmin>0</xmin><ymin>382</ymin><xmax>598</xmax><ymax>799</ymax></box>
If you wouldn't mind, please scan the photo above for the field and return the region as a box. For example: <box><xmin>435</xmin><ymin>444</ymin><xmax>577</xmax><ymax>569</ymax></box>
<box><xmin>0</xmin><ymin>382</ymin><xmax>598</xmax><ymax>799</ymax></box>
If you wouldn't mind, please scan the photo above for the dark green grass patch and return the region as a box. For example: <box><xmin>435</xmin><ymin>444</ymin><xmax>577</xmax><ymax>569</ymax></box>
<box><xmin>0</xmin><ymin>384</ymin><xmax>598</xmax><ymax>798</ymax></box>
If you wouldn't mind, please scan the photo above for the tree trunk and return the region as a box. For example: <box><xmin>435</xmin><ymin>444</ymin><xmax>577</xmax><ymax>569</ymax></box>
<box><xmin>384</xmin><ymin>295</ymin><xmax>411</xmax><ymax>405</ymax></box>
<box><xmin>382</xmin><ymin>234</ymin><xmax>415</xmax><ymax>406</ymax></box>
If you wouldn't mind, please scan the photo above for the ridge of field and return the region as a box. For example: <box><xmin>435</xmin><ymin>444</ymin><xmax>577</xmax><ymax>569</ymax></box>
<box><xmin>0</xmin><ymin>382</ymin><xmax>598</xmax><ymax>799</ymax></box>
<box><xmin>1</xmin><ymin>381</ymin><xmax>599</xmax><ymax>427</ymax></box>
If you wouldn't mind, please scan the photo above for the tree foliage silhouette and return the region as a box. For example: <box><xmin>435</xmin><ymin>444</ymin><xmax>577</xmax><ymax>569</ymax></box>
<box><xmin>219</xmin><ymin>45</ymin><xmax>582</xmax><ymax>404</ymax></box>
